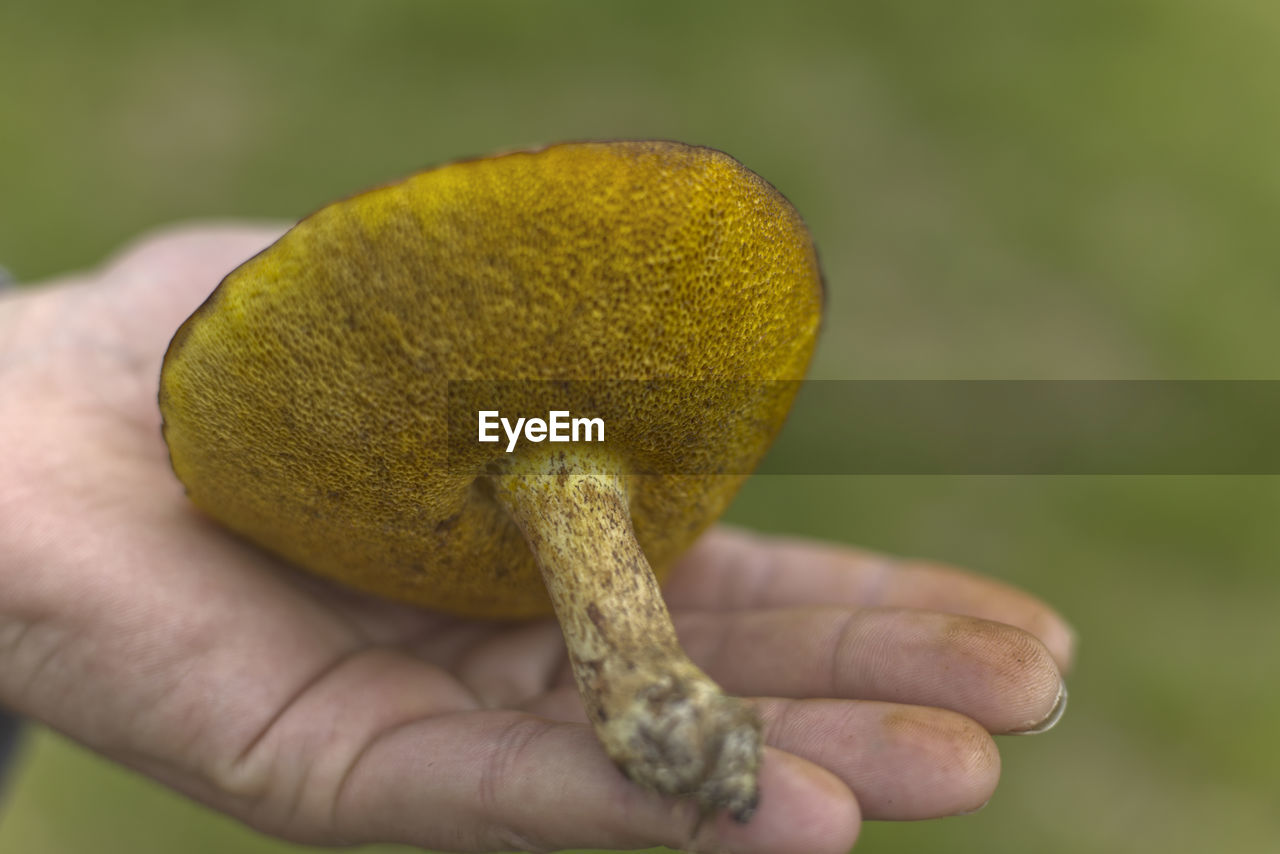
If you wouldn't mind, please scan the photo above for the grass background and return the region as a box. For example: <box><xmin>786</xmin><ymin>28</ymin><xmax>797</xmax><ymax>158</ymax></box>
<box><xmin>2</xmin><ymin>1</ymin><xmax>1278</xmax><ymax>852</ymax></box>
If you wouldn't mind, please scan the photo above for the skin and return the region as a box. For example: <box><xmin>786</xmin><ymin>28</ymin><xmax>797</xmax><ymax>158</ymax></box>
<box><xmin>0</xmin><ymin>224</ymin><xmax>1074</xmax><ymax>854</ymax></box>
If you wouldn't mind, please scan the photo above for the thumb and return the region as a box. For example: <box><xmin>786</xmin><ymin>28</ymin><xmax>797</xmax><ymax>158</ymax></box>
<box><xmin>328</xmin><ymin>708</ymin><xmax>860</xmax><ymax>853</ymax></box>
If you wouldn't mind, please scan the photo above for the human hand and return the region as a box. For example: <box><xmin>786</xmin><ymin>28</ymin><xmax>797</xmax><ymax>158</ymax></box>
<box><xmin>0</xmin><ymin>225</ymin><xmax>1073</xmax><ymax>854</ymax></box>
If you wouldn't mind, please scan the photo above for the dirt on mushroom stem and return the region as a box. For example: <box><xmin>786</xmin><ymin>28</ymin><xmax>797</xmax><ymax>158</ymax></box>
<box><xmin>491</xmin><ymin>446</ymin><xmax>763</xmax><ymax>821</ymax></box>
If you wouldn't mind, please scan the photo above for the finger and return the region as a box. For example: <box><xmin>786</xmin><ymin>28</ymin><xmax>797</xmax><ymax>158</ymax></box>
<box><xmin>327</xmin><ymin>710</ymin><xmax>860</xmax><ymax>854</ymax></box>
<box><xmin>680</xmin><ymin>606</ymin><xmax>1064</xmax><ymax>734</ymax></box>
<box><xmin>526</xmin><ymin>606</ymin><xmax>1063</xmax><ymax>734</ymax></box>
<box><xmin>757</xmin><ymin>697</ymin><xmax>998</xmax><ymax>819</ymax></box>
<box><xmin>26</xmin><ymin>222</ymin><xmax>286</xmax><ymax>339</ymax></box>
<box><xmin>437</xmin><ymin>618</ymin><xmax>568</xmax><ymax>708</ymax></box>
<box><xmin>10</xmin><ymin>224</ymin><xmax>290</xmax><ymax>435</ymax></box>
<box><xmin>100</xmin><ymin>220</ymin><xmax>287</xmax><ymax>289</ymax></box>
<box><xmin>521</xmin><ymin>689</ymin><xmax>998</xmax><ymax>820</ymax></box>
<box><xmin>666</xmin><ymin>526</ymin><xmax>1076</xmax><ymax>671</ymax></box>
<box><xmin>95</xmin><ymin>222</ymin><xmax>289</xmax><ymax>376</ymax></box>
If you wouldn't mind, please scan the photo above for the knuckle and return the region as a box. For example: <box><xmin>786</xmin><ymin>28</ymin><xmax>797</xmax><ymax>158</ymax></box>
<box><xmin>476</xmin><ymin>715</ymin><xmax>557</xmax><ymax>853</ymax></box>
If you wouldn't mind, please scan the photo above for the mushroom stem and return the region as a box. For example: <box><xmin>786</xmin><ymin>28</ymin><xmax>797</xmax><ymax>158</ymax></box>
<box><xmin>490</xmin><ymin>450</ymin><xmax>762</xmax><ymax>822</ymax></box>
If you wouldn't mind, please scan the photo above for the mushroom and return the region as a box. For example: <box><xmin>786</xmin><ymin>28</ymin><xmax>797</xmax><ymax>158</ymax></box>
<box><xmin>159</xmin><ymin>140</ymin><xmax>823</xmax><ymax>820</ymax></box>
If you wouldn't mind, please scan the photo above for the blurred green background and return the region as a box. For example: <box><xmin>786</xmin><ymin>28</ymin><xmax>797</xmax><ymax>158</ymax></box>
<box><xmin>2</xmin><ymin>1</ymin><xmax>1277</xmax><ymax>852</ymax></box>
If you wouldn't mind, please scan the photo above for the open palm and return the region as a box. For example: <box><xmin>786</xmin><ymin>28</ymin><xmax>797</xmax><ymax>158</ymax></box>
<box><xmin>0</xmin><ymin>225</ymin><xmax>1072</xmax><ymax>854</ymax></box>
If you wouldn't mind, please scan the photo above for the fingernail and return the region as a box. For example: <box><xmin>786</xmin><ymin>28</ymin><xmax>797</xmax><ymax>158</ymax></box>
<box><xmin>1010</xmin><ymin>680</ymin><xmax>1068</xmax><ymax>735</ymax></box>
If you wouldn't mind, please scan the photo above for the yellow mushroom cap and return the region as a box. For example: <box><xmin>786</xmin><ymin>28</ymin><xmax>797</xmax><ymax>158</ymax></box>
<box><xmin>159</xmin><ymin>140</ymin><xmax>822</xmax><ymax>617</ymax></box>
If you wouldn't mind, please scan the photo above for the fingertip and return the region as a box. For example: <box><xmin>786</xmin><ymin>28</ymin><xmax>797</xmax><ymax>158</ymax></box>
<box><xmin>1010</xmin><ymin>593</ymin><xmax>1075</xmax><ymax>676</ymax></box>
<box><xmin>942</xmin><ymin>616</ymin><xmax>1064</xmax><ymax>734</ymax></box>
<box><xmin>1045</xmin><ymin>614</ymin><xmax>1078</xmax><ymax>675</ymax></box>
<box><xmin>100</xmin><ymin>221</ymin><xmax>280</xmax><ymax>278</ymax></box>
<box><xmin>1010</xmin><ymin>679</ymin><xmax>1068</xmax><ymax>735</ymax></box>
<box><xmin>712</xmin><ymin>748</ymin><xmax>860</xmax><ymax>854</ymax></box>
